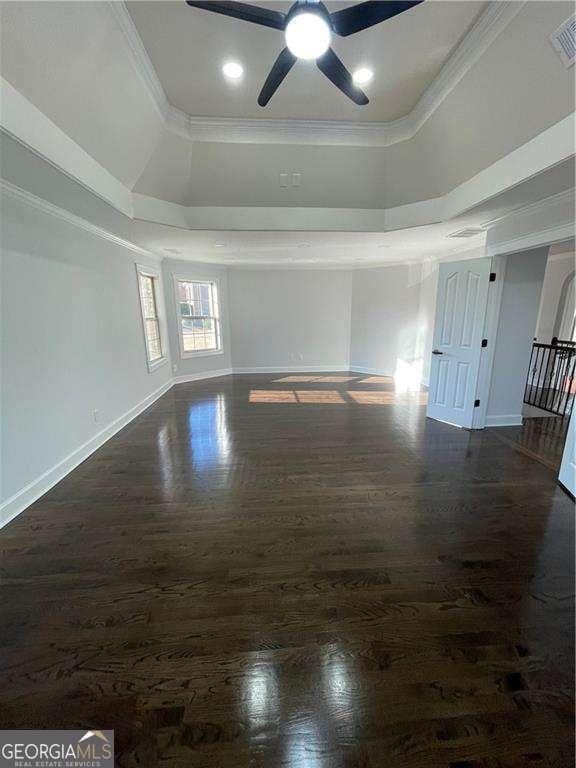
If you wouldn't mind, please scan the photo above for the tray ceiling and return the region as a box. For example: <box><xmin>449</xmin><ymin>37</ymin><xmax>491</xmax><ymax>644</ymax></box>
<box><xmin>127</xmin><ymin>0</ymin><xmax>487</xmax><ymax>122</ymax></box>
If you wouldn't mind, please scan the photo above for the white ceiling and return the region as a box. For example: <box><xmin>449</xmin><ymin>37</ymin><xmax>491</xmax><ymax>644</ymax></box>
<box><xmin>129</xmin><ymin>218</ymin><xmax>487</xmax><ymax>265</ymax></box>
<box><xmin>127</xmin><ymin>0</ymin><xmax>487</xmax><ymax>122</ymax></box>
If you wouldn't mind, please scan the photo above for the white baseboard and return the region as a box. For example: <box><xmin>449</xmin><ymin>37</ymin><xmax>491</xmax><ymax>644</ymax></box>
<box><xmin>0</xmin><ymin>379</ymin><xmax>173</xmax><ymax>530</ymax></box>
<box><xmin>349</xmin><ymin>365</ymin><xmax>394</xmax><ymax>376</ymax></box>
<box><xmin>485</xmin><ymin>414</ymin><xmax>523</xmax><ymax>427</ymax></box>
<box><xmin>232</xmin><ymin>365</ymin><xmax>350</xmax><ymax>374</ymax></box>
<box><xmin>173</xmin><ymin>368</ymin><xmax>233</xmax><ymax>385</ymax></box>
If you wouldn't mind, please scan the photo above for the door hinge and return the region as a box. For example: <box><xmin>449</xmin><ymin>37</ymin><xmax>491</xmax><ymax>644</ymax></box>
<box><xmin>481</xmin><ymin>339</ymin><xmax>488</xmax><ymax>348</ymax></box>
<box><xmin>489</xmin><ymin>272</ymin><xmax>496</xmax><ymax>282</ymax></box>
<box><xmin>474</xmin><ymin>399</ymin><xmax>481</xmax><ymax>408</ymax></box>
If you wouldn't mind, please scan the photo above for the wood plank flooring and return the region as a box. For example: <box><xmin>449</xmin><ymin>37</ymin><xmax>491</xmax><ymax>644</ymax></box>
<box><xmin>488</xmin><ymin>416</ymin><xmax>569</xmax><ymax>473</ymax></box>
<box><xmin>1</xmin><ymin>373</ymin><xmax>574</xmax><ymax>767</ymax></box>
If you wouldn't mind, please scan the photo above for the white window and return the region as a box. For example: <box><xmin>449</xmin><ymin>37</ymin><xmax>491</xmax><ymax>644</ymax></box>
<box><xmin>136</xmin><ymin>264</ymin><xmax>167</xmax><ymax>372</ymax></box>
<box><xmin>175</xmin><ymin>278</ymin><xmax>222</xmax><ymax>357</ymax></box>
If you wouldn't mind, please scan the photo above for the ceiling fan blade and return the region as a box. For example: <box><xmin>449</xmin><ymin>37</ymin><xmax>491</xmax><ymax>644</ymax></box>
<box><xmin>186</xmin><ymin>1</ymin><xmax>286</xmax><ymax>31</ymax></box>
<box><xmin>316</xmin><ymin>48</ymin><xmax>368</xmax><ymax>105</ymax></box>
<box><xmin>330</xmin><ymin>1</ymin><xmax>424</xmax><ymax>37</ymax></box>
<box><xmin>258</xmin><ymin>48</ymin><xmax>297</xmax><ymax>106</ymax></box>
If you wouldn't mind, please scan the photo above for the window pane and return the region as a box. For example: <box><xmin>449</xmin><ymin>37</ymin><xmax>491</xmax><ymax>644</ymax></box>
<box><xmin>181</xmin><ymin>318</ymin><xmax>217</xmax><ymax>352</ymax></box>
<box><xmin>177</xmin><ymin>281</ymin><xmax>220</xmax><ymax>353</ymax></box>
<box><xmin>140</xmin><ymin>275</ymin><xmax>156</xmax><ymax>319</ymax></box>
<box><xmin>145</xmin><ymin>319</ymin><xmax>162</xmax><ymax>360</ymax></box>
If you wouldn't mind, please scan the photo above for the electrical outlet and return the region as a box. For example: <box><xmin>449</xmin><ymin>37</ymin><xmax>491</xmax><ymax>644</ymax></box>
<box><xmin>92</xmin><ymin>409</ymin><xmax>100</xmax><ymax>424</ymax></box>
<box><xmin>172</xmin><ymin>363</ymin><xmax>178</xmax><ymax>373</ymax></box>
<box><xmin>298</xmin><ymin>353</ymin><xmax>304</xmax><ymax>361</ymax></box>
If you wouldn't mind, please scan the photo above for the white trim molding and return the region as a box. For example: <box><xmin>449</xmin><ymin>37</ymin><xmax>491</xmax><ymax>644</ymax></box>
<box><xmin>1</xmin><ymin>179</ymin><xmax>157</xmax><ymax>259</ymax></box>
<box><xmin>231</xmin><ymin>366</ymin><xmax>351</xmax><ymax>374</ymax></box>
<box><xmin>487</xmin><ymin>187</ymin><xmax>576</xmax><ymax>258</ymax></box>
<box><xmin>0</xmin><ymin>379</ymin><xmax>173</xmax><ymax>530</ymax></box>
<box><xmin>106</xmin><ymin>0</ymin><xmax>169</xmax><ymax>123</ymax></box>
<box><xmin>488</xmin><ymin>223</ymin><xmax>576</xmax><ymax>259</ymax></box>
<box><xmin>173</xmin><ymin>368</ymin><xmax>233</xmax><ymax>385</ymax></box>
<box><xmin>0</xmin><ymin>77</ymin><xmax>133</xmax><ymax>216</ymax></box>
<box><xmin>350</xmin><ymin>365</ymin><xmax>393</xmax><ymax>376</ymax></box>
<box><xmin>172</xmin><ymin>273</ymin><xmax>224</xmax><ymax>360</ymax></box>
<box><xmin>484</xmin><ymin>414</ymin><xmax>524</xmax><ymax>427</ymax></box>
<box><xmin>135</xmin><ymin>263</ymin><xmax>170</xmax><ymax>373</ymax></box>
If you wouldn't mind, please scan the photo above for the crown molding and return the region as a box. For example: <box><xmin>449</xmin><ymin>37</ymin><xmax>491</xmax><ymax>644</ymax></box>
<box><xmin>1</xmin><ymin>179</ymin><xmax>159</xmax><ymax>261</ymax></box>
<box><xmin>408</xmin><ymin>0</ymin><xmax>524</xmax><ymax>138</ymax></box>
<box><xmin>481</xmin><ymin>188</ymin><xmax>575</xmax><ymax>229</ymax></box>
<box><xmin>0</xmin><ymin>77</ymin><xmax>133</xmax><ymax>217</ymax></box>
<box><xmin>109</xmin><ymin>1</ymin><xmax>524</xmax><ymax>148</ymax></box>
<box><xmin>106</xmin><ymin>0</ymin><xmax>169</xmax><ymax>122</ymax></box>
<box><xmin>487</xmin><ymin>222</ymin><xmax>575</xmax><ymax>258</ymax></box>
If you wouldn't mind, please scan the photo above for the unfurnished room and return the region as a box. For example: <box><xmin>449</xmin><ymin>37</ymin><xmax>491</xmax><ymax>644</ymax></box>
<box><xmin>0</xmin><ymin>1</ymin><xmax>575</xmax><ymax>766</ymax></box>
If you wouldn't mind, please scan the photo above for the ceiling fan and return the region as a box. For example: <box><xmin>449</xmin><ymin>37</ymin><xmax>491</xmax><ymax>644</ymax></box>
<box><xmin>186</xmin><ymin>0</ymin><xmax>424</xmax><ymax>106</ymax></box>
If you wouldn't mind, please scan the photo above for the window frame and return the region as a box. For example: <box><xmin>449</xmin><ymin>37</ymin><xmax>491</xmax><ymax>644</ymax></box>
<box><xmin>173</xmin><ymin>274</ymin><xmax>224</xmax><ymax>359</ymax></box>
<box><xmin>135</xmin><ymin>263</ymin><xmax>168</xmax><ymax>373</ymax></box>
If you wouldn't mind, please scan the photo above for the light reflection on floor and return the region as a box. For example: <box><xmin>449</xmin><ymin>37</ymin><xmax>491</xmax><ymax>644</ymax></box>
<box><xmin>187</xmin><ymin>394</ymin><xmax>230</xmax><ymax>469</ymax></box>
<box><xmin>242</xmin><ymin>657</ymin><xmax>279</xmax><ymax>730</ymax></box>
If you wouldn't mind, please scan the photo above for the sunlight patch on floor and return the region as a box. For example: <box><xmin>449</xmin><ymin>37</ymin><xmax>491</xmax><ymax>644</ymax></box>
<box><xmin>348</xmin><ymin>390</ymin><xmax>428</xmax><ymax>405</ymax></box>
<box><xmin>357</xmin><ymin>376</ymin><xmax>395</xmax><ymax>384</ymax></box>
<box><xmin>249</xmin><ymin>389</ymin><xmax>427</xmax><ymax>405</ymax></box>
<box><xmin>273</xmin><ymin>375</ymin><xmax>358</xmax><ymax>383</ymax></box>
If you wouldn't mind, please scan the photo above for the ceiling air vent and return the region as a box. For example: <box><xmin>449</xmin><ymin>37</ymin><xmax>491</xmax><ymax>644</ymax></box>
<box><xmin>447</xmin><ymin>228</ymin><xmax>484</xmax><ymax>239</ymax></box>
<box><xmin>550</xmin><ymin>15</ymin><xmax>575</xmax><ymax>68</ymax></box>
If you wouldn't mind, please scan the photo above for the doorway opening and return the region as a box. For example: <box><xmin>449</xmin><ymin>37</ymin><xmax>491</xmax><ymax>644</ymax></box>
<box><xmin>489</xmin><ymin>242</ymin><xmax>575</xmax><ymax>473</ymax></box>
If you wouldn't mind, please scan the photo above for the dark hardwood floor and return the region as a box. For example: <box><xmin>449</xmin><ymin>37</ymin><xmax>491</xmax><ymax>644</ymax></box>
<box><xmin>488</xmin><ymin>415</ymin><xmax>570</xmax><ymax>473</ymax></box>
<box><xmin>1</xmin><ymin>373</ymin><xmax>574</xmax><ymax>767</ymax></box>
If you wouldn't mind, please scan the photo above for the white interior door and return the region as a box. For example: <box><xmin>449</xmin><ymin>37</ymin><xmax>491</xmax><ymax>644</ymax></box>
<box><xmin>559</xmin><ymin>414</ymin><xmax>575</xmax><ymax>497</ymax></box>
<box><xmin>427</xmin><ymin>257</ymin><xmax>491</xmax><ymax>428</ymax></box>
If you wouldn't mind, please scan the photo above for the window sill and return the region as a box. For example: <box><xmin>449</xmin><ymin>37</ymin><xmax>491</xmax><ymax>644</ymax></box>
<box><xmin>181</xmin><ymin>349</ymin><xmax>224</xmax><ymax>360</ymax></box>
<box><xmin>147</xmin><ymin>356</ymin><xmax>169</xmax><ymax>373</ymax></box>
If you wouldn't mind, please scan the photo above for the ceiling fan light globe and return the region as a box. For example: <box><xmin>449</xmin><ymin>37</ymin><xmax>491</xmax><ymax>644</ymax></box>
<box><xmin>285</xmin><ymin>13</ymin><xmax>331</xmax><ymax>60</ymax></box>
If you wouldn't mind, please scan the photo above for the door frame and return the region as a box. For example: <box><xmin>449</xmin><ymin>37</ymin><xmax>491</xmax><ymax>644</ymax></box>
<box><xmin>471</xmin><ymin>231</ymin><xmax>574</xmax><ymax>430</ymax></box>
<box><xmin>471</xmin><ymin>254</ymin><xmax>507</xmax><ymax>429</ymax></box>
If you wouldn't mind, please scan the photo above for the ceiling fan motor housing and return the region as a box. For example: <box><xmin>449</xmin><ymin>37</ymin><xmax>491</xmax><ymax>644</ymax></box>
<box><xmin>285</xmin><ymin>0</ymin><xmax>332</xmax><ymax>29</ymax></box>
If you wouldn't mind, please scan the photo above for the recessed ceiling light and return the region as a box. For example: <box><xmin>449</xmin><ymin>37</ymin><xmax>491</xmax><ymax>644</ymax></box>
<box><xmin>285</xmin><ymin>13</ymin><xmax>331</xmax><ymax>60</ymax></box>
<box><xmin>353</xmin><ymin>68</ymin><xmax>373</xmax><ymax>86</ymax></box>
<box><xmin>222</xmin><ymin>61</ymin><xmax>243</xmax><ymax>80</ymax></box>
<box><xmin>297</xmin><ymin>242</ymin><xmax>311</xmax><ymax>248</ymax></box>
<box><xmin>214</xmin><ymin>242</ymin><xmax>228</xmax><ymax>248</ymax></box>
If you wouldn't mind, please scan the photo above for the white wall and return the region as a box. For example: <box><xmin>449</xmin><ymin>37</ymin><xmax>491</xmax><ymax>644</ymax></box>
<box><xmin>350</xmin><ymin>264</ymin><xmax>424</xmax><ymax>381</ymax></box>
<box><xmin>535</xmin><ymin>251</ymin><xmax>575</xmax><ymax>342</ymax></box>
<box><xmin>228</xmin><ymin>268</ymin><xmax>353</xmax><ymax>370</ymax></box>
<box><xmin>1</xmin><ymin>192</ymin><xmax>172</xmax><ymax>521</ymax></box>
<box><xmin>162</xmin><ymin>258</ymin><xmax>232</xmax><ymax>379</ymax></box>
<box><xmin>415</xmin><ymin>261</ymin><xmax>439</xmax><ymax>387</ymax></box>
<box><xmin>486</xmin><ymin>247</ymin><xmax>548</xmax><ymax>425</ymax></box>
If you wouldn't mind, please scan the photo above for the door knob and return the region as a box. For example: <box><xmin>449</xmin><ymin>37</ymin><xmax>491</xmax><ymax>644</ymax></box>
<box><xmin>432</xmin><ymin>349</ymin><xmax>443</xmax><ymax>355</ymax></box>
